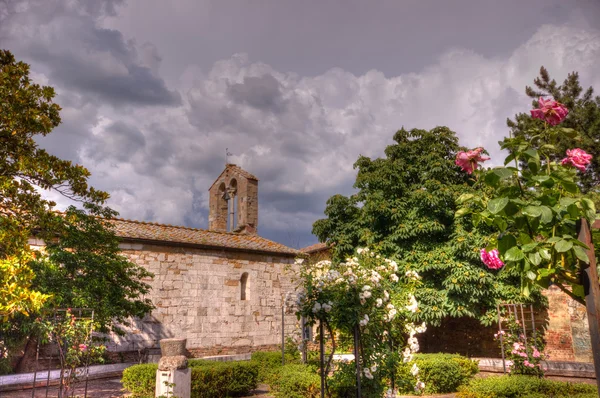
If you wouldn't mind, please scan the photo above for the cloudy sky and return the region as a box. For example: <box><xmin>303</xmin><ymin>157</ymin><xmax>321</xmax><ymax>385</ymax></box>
<box><xmin>2</xmin><ymin>0</ymin><xmax>600</xmax><ymax>248</ymax></box>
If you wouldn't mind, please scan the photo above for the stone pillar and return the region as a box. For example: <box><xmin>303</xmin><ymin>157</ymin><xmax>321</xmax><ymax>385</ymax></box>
<box><xmin>155</xmin><ymin>338</ymin><xmax>191</xmax><ymax>398</ymax></box>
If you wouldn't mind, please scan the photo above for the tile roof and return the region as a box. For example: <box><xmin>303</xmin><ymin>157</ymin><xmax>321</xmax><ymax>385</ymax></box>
<box><xmin>300</xmin><ymin>242</ymin><xmax>330</xmax><ymax>254</ymax></box>
<box><xmin>110</xmin><ymin>218</ymin><xmax>299</xmax><ymax>256</ymax></box>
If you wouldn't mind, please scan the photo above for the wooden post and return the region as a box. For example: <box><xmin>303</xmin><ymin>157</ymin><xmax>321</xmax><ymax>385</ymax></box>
<box><xmin>319</xmin><ymin>321</ymin><xmax>325</xmax><ymax>398</ymax></box>
<box><xmin>577</xmin><ymin>218</ymin><xmax>600</xmax><ymax>393</ymax></box>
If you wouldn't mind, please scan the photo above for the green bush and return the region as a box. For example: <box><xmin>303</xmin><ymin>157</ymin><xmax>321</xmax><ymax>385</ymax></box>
<box><xmin>412</xmin><ymin>353</ymin><xmax>479</xmax><ymax>394</ymax></box>
<box><xmin>121</xmin><ymin>360</ymin><xmax>259</xmax><ymax>398</ymax></box>
<box><xmin>190</xmin><ymin>361</ymin><xmax>258</xmax><ymax>397</ymax></box>
<box><xmin>250</xmin><ymin>350</ymin><xmax>299</xmax><ymax>382</ymax></box>
<box><xmin>121</xmin><ymin>363</ymin><xmax>157</xmax><ymax>398</ymax></box>
<box><xmin>269</xmin><ymin>364</ymin><xmax>321</xmax><ymax>398</ymax></box>
<box><xmin>457</xmin><ymin>375</ymin><xmax>597</xmax><ymax>398</ymax></box>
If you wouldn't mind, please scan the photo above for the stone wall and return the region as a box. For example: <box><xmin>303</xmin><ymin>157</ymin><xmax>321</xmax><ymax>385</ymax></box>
<box><xmin>543</xmin><ymin>286</ymin><xmax>592</xmax><ymax>362</ymax></box>
<box><xmin>106</xmin><ymin>242</ymin><xmax>299</xmax><ymax>355</ymax></box>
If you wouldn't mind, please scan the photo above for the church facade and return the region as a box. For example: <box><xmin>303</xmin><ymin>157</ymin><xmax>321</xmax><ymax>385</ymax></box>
<box><xmin>105</xmin><ymin>164</ymin><xmax>300</xmax><ymax>356</ymax></box>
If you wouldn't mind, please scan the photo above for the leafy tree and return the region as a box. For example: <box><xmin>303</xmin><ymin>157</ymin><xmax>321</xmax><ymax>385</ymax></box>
<box><xmin>507</xmin><ymin>66</ymin><xmax>600</xmax><ymax>192</ymax></box>
<box><xmin>31</xmin><ymin>207</ymin><xmax>154</xmax><ymax>333</ymax></box>
<box><xmin>313</xmin><ymin>127</ymin><xmax>540</xmax><ymax>326</ymax></box>
<box><xmin>0</xmin><ymin>49</ymin><xmax>153</xmax><ymax>330</ymax></box>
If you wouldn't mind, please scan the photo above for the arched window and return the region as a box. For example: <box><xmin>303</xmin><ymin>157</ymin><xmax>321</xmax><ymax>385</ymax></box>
<box><xmin>240</xmin><ymin>272</ymin><xmax>249</xmax><ymax>301</ymax></box>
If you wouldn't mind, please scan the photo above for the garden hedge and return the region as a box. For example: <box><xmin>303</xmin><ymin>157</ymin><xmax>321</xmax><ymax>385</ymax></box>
<box><xmin>457</xmin><ymin>375</ymin><xmax>597</xmax><ymax>398</ymax></box>
<box><xmin>121</xmin><ymin>360</ymin><xmax>259</xmax><ymax>398</ymax></box>
<box><xmin>412</xmin><ymin>353</ymin><xmax>480</xmax><ymax>393</ymax></box>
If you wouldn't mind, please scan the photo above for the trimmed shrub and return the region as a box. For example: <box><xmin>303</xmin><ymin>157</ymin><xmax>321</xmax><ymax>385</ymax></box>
<box><xmin>457</xmin><ymin>375</ymin><xmax>597</xmax><ymax>398</ymax></box>
<box><xmin>190</xmin><ymin>361</ymin><xmax>258</xmax><ymax>397</ymax></box>
<box><xmin>121</xmin><ymin>363</ymin><xmax>157</xmax><ymax>398</ymax></box>
<box><xmin>250</xmin><ymin>350</ymin><xmax>299</xmax><ymax>382</ymax></box>
<box><xmin>121</xmin><ymin>360</ymin><xmax>259</xmax><ymax>398</ymax></box>
<box><xmin>269</xmin><ymin>364</ymin><xmax>321</xmax><ymax>398</ymax></box>
<box><xmin>414</xmin><ymin>353</ymin><xmax>479</xmax><ymax>393</ymax></box>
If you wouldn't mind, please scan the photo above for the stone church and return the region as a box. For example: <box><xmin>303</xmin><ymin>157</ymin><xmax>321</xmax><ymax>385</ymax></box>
<box><xmin>105</xmin><ymin>164</ymin><xmax>300</xmax><ymax>357</ymax></box>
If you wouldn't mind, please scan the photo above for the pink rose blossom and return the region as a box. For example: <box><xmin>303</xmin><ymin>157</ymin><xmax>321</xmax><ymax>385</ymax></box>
<box><xmin>455</xmin><ymin>147</ymin><xmax>490</xmax><ymax>174</ymax></box>
<box><xmin>480</xmin><ymin>249</ymin><xmax>504</xmax><ymax>270</ymax></box>
<box><xmin>530</xmin><ymin>97</ymin><xmax>569</xmax><ymax>126</ymax></box>
<box><xmin>533</xmin><ymin>348</ymin><xmax>541</xmax><ymax>358</ymax></box>
<box><xmin>561</xmin><ymin>148</ymin><xmax>592</xmax><ymax>172</ymax></box>
<box><xmin>79</xmin><ymin>344</ymin><xmax>87</xmax><ymax>351</ymax></box>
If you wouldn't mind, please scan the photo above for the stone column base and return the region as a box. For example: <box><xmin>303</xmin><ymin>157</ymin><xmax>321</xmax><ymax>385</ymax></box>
<box><xmin>155</xmin><ymin>368</ymin><xmax>191</xmax><ymax>398</ymax></box>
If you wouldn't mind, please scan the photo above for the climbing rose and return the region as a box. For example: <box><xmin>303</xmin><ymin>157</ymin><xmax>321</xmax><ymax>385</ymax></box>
<box><xmin>455</xmin><ymin>147</ymin><xmax>490</xmax><ymax>174</ymax></box>
<box><xmin>561</xmin><ymin>148</ymin><xmax>592</xmax><ymax>172</ymax></box>
<box><xmin>480</xmin><ymin>248</ymin><xmax>504</xmax><ymax>270</ymax></box>
<box><xmin>530</xmin><ymin>97</ymin><xmax>568</xmax><ymax>126</ymax></box>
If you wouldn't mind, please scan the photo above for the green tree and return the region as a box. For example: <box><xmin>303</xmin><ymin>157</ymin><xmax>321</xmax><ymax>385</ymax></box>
<box><xmin>507</xmin><ymin>66</ymin><xmax>600</xmax><ymax>192</ymax></box>
<box><xmin>313</xmin><ymin>127</ymin><xmax>540</xmax><ymax>326</ymax></box>
<box><xmin>0</xmin><ymin>49</ymin><xmax>153</xmax><ymax>328</ymax></box>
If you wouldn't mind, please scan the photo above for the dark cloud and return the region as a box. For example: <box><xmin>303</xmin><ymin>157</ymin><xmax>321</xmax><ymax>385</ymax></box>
<box><xmin>228</xmin><ymin>74</ymin><xmax>286</xmax><ymax>113</ymax></box>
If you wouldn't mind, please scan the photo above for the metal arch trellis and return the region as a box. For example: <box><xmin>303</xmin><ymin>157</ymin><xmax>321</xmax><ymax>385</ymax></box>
<box><xmin>30</xmin><ymin>308</ymin><xmax>95</xmax><ymax>398</ymax></box>
<box><xmin>496</xmin><ymin>303</ymin><xmax>537</xmax><ymax>374</ymax></box>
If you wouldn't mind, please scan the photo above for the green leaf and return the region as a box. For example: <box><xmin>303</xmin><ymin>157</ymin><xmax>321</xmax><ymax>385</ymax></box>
<box><xmin>559</xmin><ymin>197</ymin><xmax>578</xmax><ymax>207</ymax></box>
<box><xmin>504</xmin><ymin>152</ymin><xmax>517</xmax><ymax>166</ymax></box>
<box><xmin>539</xmin><ymin>249</ymin><xmax>551</xmax><ymax>261</ymax></box>
<box><xmin>484</xmin><ymin>172</ymin><xmax>501</xmax><ymax>187</ymax></box>
<box><xmin>526</xmin><ymin>270</ymin><xmax>537</xmax><ymax>281</ymax></box>
<box><xmin>522</xmin><ymin>243</ymin><xmax>538</xmax><ymax>252</ymax></box>
<box><xmin>562</xmin><ymin>180</ymin><xmax>578</xmax><ymax>194</ymax></box>
<box><xmin>528</xmin><ymin>252</ymin><xmax>542</xmax><ymax>266</ymax></box>
<box><xmin>523</xmin><ymin>149</ymin><xmax>540</xmax><ymax>160</ymax></box>
<box><xmin>555</xmin><ymin>240</ymin><xmax>573</xmax><ymax>253</ymax></box>
<box><xmin>573</xmin><ymin>246</ymin><xmax>590</xmax><ymax>264</ymax></box>
<box><xmin>522</xmin><ymin>205</ymin><xmax>542</xmax><ymax>218</ymax></box>
<box><xmin>547</xmin><ymin>237</ymin><xmax>562</xmax><ymax>243</ymax></box>
<box><xmin>494</xmin><ymin>217</ymin><xmax>508</xmax><ymax>232</ymax></box>
<box><xmin>456</xmin><ymin>193</ymin><xmax>474</xmax><ymax>205</ymax></box>
<box><xmin>488</xmin><ymin>197</ymin><xmax>509</xmax><ymax>215</ymax></box>
<box><xmin>455</xmin><ymin>207</ymin><xmax>470</xmax><ymax>218</ymax></box>
<box><xmin>498</xmin><ymin>234</ymin><xmax>517</xmax><ymax>256</ymax></box>
<box><xmin>505</xmin><ymin>246</ymin><xmax>525</xmax><ymax>262</ymax></box>
<box><xmin>538</xmin><ymin>268</ymin><xmax>555</xmax><ymax>278</ymax></box>
<box><xmin>492</xmin><ymin>168</ymin><xmax>514</xmax><ymax>179</ymax></box>
<box><xmin>532</xmin><ymin>175</ymin><xmax>550</xmax><ymax>183</ymax></box>
<box><xmin>573</xmin><ymin>285</ymin><xmax>585</xmax><ymax>299</ymax></box>
<box><xmin>540</xmin><ymin>206</ymin><xmax>553</xmax><ymax>224</ymax></box>
<box><xmin>561</xmin><ymin>127</ymin><xmax>578</xmax><ymax>138</ymax></box>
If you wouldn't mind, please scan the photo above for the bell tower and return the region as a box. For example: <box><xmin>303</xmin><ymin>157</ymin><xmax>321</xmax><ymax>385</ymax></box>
<box><xmin>208</xmin><ymin>164</ymin><xmax>259</xmax><ymax>234</ymax></box>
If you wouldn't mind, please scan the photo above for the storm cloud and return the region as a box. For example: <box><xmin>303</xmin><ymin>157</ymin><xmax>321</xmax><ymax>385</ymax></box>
<box><xmin>1</xmin><ymin>0</ymin><xmax>600</xmax><ymax>248</ymax></box>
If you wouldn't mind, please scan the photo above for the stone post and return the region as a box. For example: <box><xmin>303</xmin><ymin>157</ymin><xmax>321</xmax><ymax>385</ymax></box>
<box><xmin>155</xmin><ymin>338</ymin><xmax>191</xmax><ymax>398</ymax></box>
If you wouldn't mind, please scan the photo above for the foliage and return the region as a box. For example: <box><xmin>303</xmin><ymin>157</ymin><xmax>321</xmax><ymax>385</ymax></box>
<box><xmin>456</xmin><ymin>102</ymin><xmax>595</xmax><ymax>304</ymax></box>
<box><xmin>190</xmin><ymin>360</ymin><xmax>259</xmax><ymax>397</ymax></box>
<box><xmin>313</xmin><ymin>127</ymin><xmax>540</xmax><ymax>327</ymax></box>
<box><xmin>495</xmin><ymin>317</ymin><xmax>545</xmax><ymax>377</ymax></box>
<box><xmin>398</xmin><ymin>353</ymin><xmax>479</xmax><ymax>394</ymax></box>
<box><xmin>250</xmin><ymin>350</ymin><xmax>300</xmax><ymax>383</ymax></box>
<box><xmin>39</xmin><ymin>309</ymin><xmax>106</xmax><ymax>396</ymax></box>
<box><xmin>507</xmin><ymin>66</ymin><xmax>600</xmax><ymax>193</ymax></box>
<box><xmin>121</xmin><ymin>363</ymin><xmax>157</xmax><ymax>398</ymax></box>
<box><xmin>30</xmin><ymin>207</ymin><xmax>154</xmax><ymax>333</ymax></box>
<box><xmin>0</xmin><ymin>250</ymin><xmax>49</xmax><ymax>320</ymax></box>
<box><xmin>456</xmin><ymin>375</ymin><xmax>597</xmax><ymax>398</ymax></box>
<box><xmin>0</xmin><ymin>49</ymin><xmax>109</xmax><ymax>318</ymax></box>
<box><xmin>267</xmin><ymin>363</ymin><xmax>321</xmax><ymax>398</ymax></box>
<box><xmin>295</xmin><ymin>248</ymin><xmax>426</xmax><ymax>396</ymax></box>
<box><xmin>123</xmin><ymin>360</ymin><xmax>259</xmax><ymax>398</ymax></box>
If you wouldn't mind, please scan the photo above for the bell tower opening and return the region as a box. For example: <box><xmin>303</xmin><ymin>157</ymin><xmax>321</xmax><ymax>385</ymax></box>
<box><xmin>208</xmin><ymin>164</ymin><xmax>259</xmax><ymax>234</ymax></box>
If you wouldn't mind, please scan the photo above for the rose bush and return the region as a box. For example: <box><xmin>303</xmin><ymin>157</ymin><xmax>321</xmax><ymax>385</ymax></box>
<box><xmin>295</xmin><ymin>248</ymin><xmax>426</xmax><ymax>396</ymax></box>
<box><xmin>455</xmin><ymin>97</ymin><xmax>595</xmax><ymax>303</ymax></box>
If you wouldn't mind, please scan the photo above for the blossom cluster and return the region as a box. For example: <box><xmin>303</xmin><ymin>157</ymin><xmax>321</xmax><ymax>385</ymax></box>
<box><xmin>295</xmin><ymin>247</ymin><xmax>426</xmax><ymax>395</ymax></box>
<box><xmin>494</xmin><ymin>319</ymin><xmax>545</xmax><ymax>376</ymax></box>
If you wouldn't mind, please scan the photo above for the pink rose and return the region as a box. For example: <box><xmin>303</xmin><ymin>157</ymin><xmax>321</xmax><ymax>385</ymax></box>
<box><xmin>455</xmin><ymin>147</ymin><xmax>490</xmax><ymax>174</ymax></box>
<box><xmin>561</xmin><ymin>148</ymin><xmax>592</xmax><ymax>172</ymax></box>
<box><xmin>480</xmin><ymin>248</ymin><xmax>504</xmax><ymax>270</ymax></box>
<box><xmin>530</xmin><ymin>97</ymin><xmax>568</xmax><ymax>126</ymax></box>
<box><xmin>79</xmin><ymin>344</ymin><xmax>87</xmax><ymax>352</ymax></box>
<box><xmin>532</xmin><ymin>348</ymin><xmax>541</xmax><ymax>358</ymax></box>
